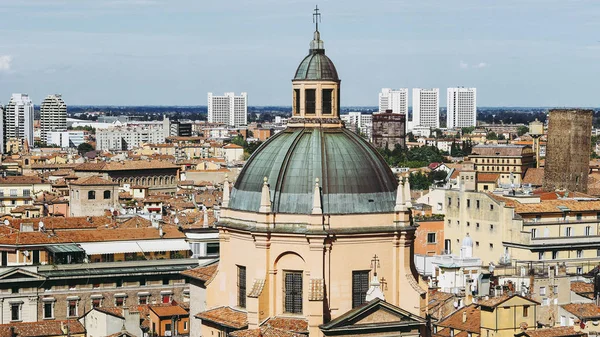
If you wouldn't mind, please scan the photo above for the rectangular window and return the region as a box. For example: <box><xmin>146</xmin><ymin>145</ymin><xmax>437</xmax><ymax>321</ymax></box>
<box><xmin>165</xmin><ymin>323</ymin><xmax>172</xmax><ymax>333</ymax></box>
<box><xmin>207</xmin><ymin>243</ymin><xmax>220</xmax><ymax>256</ymax></box>
<box><xmin>322</xmin><ymin>89</ymin><xmax>333</xmax><ymax>114</ymax></box>
<box><xmin>467</xmin><ymin>199</ymin><xmax>471</xmax><ymax>208</ymax></box>
<box><xmin>577</xmin><ymin>213</ymin><xmax>582</xmax><ymax>221</ymax></box>
<box><xmin>115</xmin><ymin>297</ymin><xmax>124</xmax><ymax>307</ymax></box>
<box><xmin>162</xmin><ymin>295</ymin><xmax>171</xmax><ymax>303</ymax></box>
<box><xmin>540</xmin><ymin>286</ymin><xmax>546</xmax><ymax>296</ymax></box>
<box><xmin>490</xmin><ymin>204</ymin><xmax>494</xmax><ymax>211</ymax></box>
<box><xmin>523</xmin><ymin>305</ymin><xmax>529</xmax><ymax>317</ymax></box>
<box><xmin>565</xmin><ymin>227</ymin><xmax>572</xmax><ymax>237</ymax></box>
<box><xmin>532</xmin><ymin>228</ymin><xmax>537</xmax><ymax>238</ymax></box>
<box><xmin>476</xmin><ymin>200</ymin><xmax>480</xmax><ymax>209</ymax></box>
<box><xmin>427</xmin><ymin>233</ymin><xmax>436</xmax><ymax>243</ymax></box>
<box><xmin>577</xmin><ymin>250</ymin><xmax>583</xmax><ymax>258</ymax></box>
<box><xmin>238</xmin><ymin>266</ymin><xmax>246</xmax><ymax>308</ymax></box>
<box><xmin>586</xmin><ymin>226</ymin><xmax>591</xmax><ymax>236</ymax></box>
<box><xmin>539</xmin><ymin>252</ymin><xmax>544</xmax><ymax>260</ymax></box>
<box><xmin>139</xmin><ymin>296</ymin><xmax>148</xmax><ymax>305</ymax></box>
<box><xmin>184</xmin><ymin>321</ymin><xmax>188</xmax><ymax>331</ymax></box>
<box><xmin>68</xmin><ymin>300</ymin><xmax>77</xmax><ymax>317</ymax></box>
<box><xmin>92</xmin><ymin>298</ymin><xmax>101</xmax><ymax>308</ymax></box>
<box><xmin>11</xmin><ymin>304</ymin><xmax>20</xmax><ymax>321</ymax></box>
<box><xmin>352</xmin><ymin>270</ymin><xmax>369</xmax><ymax>308</ymax></box>
<box><xmin>448</xmin><ymin>197</ymin><xmax>452</xmax><ymax>206</ymax></box>
<box><xmin>554</xmin><ymin>285</ymin><xmax>559</xmax><ymax>294</ymax></box>
<box><xmin>44</xmin><ymin>302</ymin><xmax>53</xmax><ymax>319</ymax></box>
<box><xmin>577</xmin><ymin>267</ymin><xmax>583</xmax><ymax>275</ymax></box>
<box><xmin>284</xmin><ymin>271</ymin><xmax>303</xmax><ymax>314</ymax></box>
<box><xmin>305</xmin><ymin>89</ymin><xmax>316</xmax><ymax>114</ymax></box>
<box><xmin>552</xmin><ymin>251</ymin><xmax>558</xmax><ymax>259</ymax></box>
<box><xmin>294</xmin><ymin>89</ymin><xmax>301</xmax><ymax>115</ymax></box>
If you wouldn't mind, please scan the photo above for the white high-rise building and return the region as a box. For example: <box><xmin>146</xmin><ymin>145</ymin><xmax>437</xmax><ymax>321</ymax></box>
<box><xmin>5</xmin><ymin>93</ymin><xmax>34</xmax><ymax>147</ymax></box>
<box><xmin>340</xmin><ymin>112</ymin><xmax>373</xmax><ymax>139</ymax></box>
<box><xmin>447</xmin><ymin>87</ymin><xmax>476</xmax><ymax>129</ymax></box>
<box><xmin>207</xmin><ymin>92</ymin><xmax>248</xmax><ymax>127</ymax></box>
<box><xmin>378</xmin><ymin>88</ymin><xmax>408</xmax><ymax>114</ymax></box>
<box><xmin>40</xmin><ymin>94</ymin><xmax>67</xmax><ymax>143</ymax></box>
<box><xmin>412</xmin><ymin>88</ymin><xmax>440</xmax><ymax>128</ymax></box>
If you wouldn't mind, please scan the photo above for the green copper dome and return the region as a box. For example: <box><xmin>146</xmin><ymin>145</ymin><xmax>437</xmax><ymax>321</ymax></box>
<box><xmin>228</xmin><ymin>127</ymin><xmax>398</xmax><ymax>214</ymax></box>
<box><xmin>293</xmin><ymin>30</ymin><xmax>339</xmax><ymax>81</ymax></box>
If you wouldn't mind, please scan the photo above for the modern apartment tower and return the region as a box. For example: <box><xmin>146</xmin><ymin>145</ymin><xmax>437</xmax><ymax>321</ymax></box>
<box><xmin>207</xmin><ymin>92</ymin><xmax>248</xmax><ymax>127</ymax></box>
<box><xmin>378</xmin><ymin>88</ymin><xmax>408</xmax><ymax>114</ymax></box>
<box><xmin>412</xmin><ymin>88</ymin><xmax>439</xmax><ymax>128</ymax></box>
<box><xmin>40</xmin><ymin>94</ymin><xmax>67</xmax><ymax>143</ymax></box>
<box><xmin>4</xmin><ymin>93</ymin><xmax>34</xmax><ymax>149</ymax></box>
<box><xmin>543</xmin><ymin>109</ymin><xmax>593</xmax><ymax>193</ymax></box>
<box><xmin>446</xmin><ymin>87</ymin><xmax>476</xmax><ymax>129</ymax></box>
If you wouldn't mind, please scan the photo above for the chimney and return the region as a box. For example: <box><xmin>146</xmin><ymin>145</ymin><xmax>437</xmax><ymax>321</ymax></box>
<box><xmin>462</xmin><ymin>311</ymin><xmax>467</xmax><ymax>323</ymax></box>
<box><xmin>10</xmin><ymin>327</ymin><xmax>16</xmax><ymax>337</ymax></box>
<box><xmin>60</xmin><ymin>321</ymin><xmax>68</xmax><ymax>334</ymax></box>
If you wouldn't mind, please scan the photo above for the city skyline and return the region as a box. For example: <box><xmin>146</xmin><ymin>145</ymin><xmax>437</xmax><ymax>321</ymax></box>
<box><xmin>0</xmin><ymin>1</ymin><xmax>598</xmax><ymax>107</ymax></box>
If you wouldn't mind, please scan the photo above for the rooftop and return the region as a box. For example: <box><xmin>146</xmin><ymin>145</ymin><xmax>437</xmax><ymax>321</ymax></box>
<box><xmin>195</xmin><ymin>306</ymin><xmax>248</xmax><ymax>329</ymax></box>
<box><xmin>561</xmin><ymin>303</ymin><xmax>600</xmax><ymax>319</ymax></box>
<box><xmin>0</xmin><ymin>320</ymin><xmax>85</xmax><ymax>337</ymax></box>
<box><xmin>436</xmin><ymin>304</ymin><xmax>480</xmax><ymax>333</ymax></box>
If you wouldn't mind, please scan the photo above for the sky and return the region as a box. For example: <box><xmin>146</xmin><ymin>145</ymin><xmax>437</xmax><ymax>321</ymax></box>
<box><xmin>0</xmin><ymin>0</ymin><xmax>598</xmax><ymax>107</ymax></box>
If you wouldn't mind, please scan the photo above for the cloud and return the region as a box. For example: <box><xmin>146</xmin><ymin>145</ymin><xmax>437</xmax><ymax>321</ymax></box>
<box><xmin>0</xmin><ymin>55</ymin><xmax>12</xmax><ymax>72</ymax></box>
<box><xmin>459</xmin><ymin>61</ymin><xmax>489</xmax><ymax>69</ymax></box>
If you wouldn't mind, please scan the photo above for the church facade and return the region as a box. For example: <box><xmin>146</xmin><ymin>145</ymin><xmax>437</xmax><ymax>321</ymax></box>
<box><xmin>197</xmin><ymin>9</ymin><xmax>427</xmax><ymax>337</ymax></box>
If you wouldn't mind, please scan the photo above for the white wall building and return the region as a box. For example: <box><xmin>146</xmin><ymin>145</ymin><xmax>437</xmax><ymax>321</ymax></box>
<box><xmin>207</xmin><ymin>92</ymin><xmax>248</xmax><ymax>127</ymax></box>
<box><xmin>379</xmin><ymin>88</ymin><xmax>408</xmax><ymax>114</ymax></box>
<box><xmin>447</xmin><ymin>87</ymin><xmax>476</xmax><ymax>129</ymax></box>
<box><xmin>46</xmin><ymin>131</ymin><xmax>85</xmax><ymax>148</ymax></box>
<box><xmin>5</xmin><ymin>93</ymin><xmax>34</xmax><ymax>147</ymax></box>
<box><xmin>40</xmin><ymin>94</ymin><xmax>67</xmax><ymax>143</ymax></box>
<box><xmin>96</xmin><ymin>125</ymin><xmax>166</xmax><ymax>151</ymax></box>
<box><xmin>340</xmin><ymin>112</ymin><xmax>373</xmax><ymax>139</ymax></box>
<box><xmin>412</xmin><ymin>88</ymin><xmax>439</xmax><ymax>128</ymax></box>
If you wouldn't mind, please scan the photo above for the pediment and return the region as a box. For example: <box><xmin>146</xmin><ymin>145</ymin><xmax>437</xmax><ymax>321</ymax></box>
<box><xmin>0</xmin><ymin>268</ymin><xmax>46</xmax><ymax>282</ymax></box>
<box><xmin>320</xmin><ymin>298</ymin><xmax>426</xmax><ymax>333</ymax></box>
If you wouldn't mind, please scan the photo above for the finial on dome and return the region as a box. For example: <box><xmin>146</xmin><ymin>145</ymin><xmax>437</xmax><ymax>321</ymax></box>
<box><xmin>259</xmin><ymin>177</ymin><xmax>272</xmax><ymax>213</ymax></box>
<box><xmin>310</xmin><ymin>5</ymin><xmax>325</xmax><ymax>51</ymax></box>
<box><xmin>312</xmin><ymin>177</ymin><xmax>322</xmax><ymax>215</ymax></box>
<box><xmin>313</xmin><ymin>5</ymin><xmax>321</xmax><ymax>33</ymax></box>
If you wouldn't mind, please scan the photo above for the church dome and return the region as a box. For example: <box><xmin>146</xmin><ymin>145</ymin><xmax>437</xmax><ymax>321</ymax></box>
<box><xmin>228</xmin><ymin>127</ymin><xmax>398</xmax><ymax>214</ymax></box>
<box><xmin>293</xmin><ymin>30</ymin><xmax>339</xmax><ymax>81</ymax></box>
<box><xmin>294</xmin><ymin>52</ymin><xmax>339</xmax><ymax>81</ymax></box>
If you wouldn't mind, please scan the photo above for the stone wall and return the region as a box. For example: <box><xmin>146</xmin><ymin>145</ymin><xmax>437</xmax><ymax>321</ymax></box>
<box><xmin>543</xmin><ymin>109</ymin><xmax>593</xmax><ymax>193</ymax></box>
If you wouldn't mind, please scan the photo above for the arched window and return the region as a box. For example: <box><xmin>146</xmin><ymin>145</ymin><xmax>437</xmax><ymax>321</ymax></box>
<box><xmin>88</xmin><ymin>191</ymin><xmax>96</xmax><ymax>200</ymax></box>
<box><xmin>104</xmin><ymin>190</ymin><xmax>111</xmax><ymax>199</ymax></box>
<box><xmin>154</xmin><ymin>177</ymin><xmax>158</xmax><ymax>185</ymax></box>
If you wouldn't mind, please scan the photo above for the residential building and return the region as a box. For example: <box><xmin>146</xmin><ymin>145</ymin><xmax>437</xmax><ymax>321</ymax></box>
<box><xmin>79</xmin><ymin>307</ymin><xmax>143</xmax><ymax>337</ymax></box>
<box><xmin>372</xmin><ymin>110</ymin><xmax>406</xmax><ymax>150</ymax></box>
<box><xmin>4</xmin><ymin>93</ymin><xmax>34</xmax><ymax>149</ymax></box>
<box><xmin>445</xmin><ymin>189</ymin><xmax>600</xmax><ymax>272</ymax></box>
<box><xmin>412</xmin><ymin>88</ymin><xmax>439</xmax><ymax>128</ymax></box>
<box><xmin>378</xmin><ymin>88</ymin><xmax>408</xmax><ymax>114</ymax></box>
<box><xmin>446</xmin><ymin>87</ymin><xmax>476</xmax><ymax>129</ymax></box>
<box><xmin>46</xmin><ymin>131</ymin><xmax>85</xmax><ymax>148</ymax></box>
<box><xmin>434</xmin><ymin>295</ymin><xmax>539</xmax><ymax>337</ymax></box>
<box><xmin>68</xmin><ymin>176</ymin><xmax>119</xmax><ymax>217</ymax></box>
<box><xmin>40</xmin><ymin>94</ymin><xmax>67</xmax><ymax>144</ymax></box>
<box><xmin>543</xmin><ymin>109</ymin><xmax>593</xmax><ymax>193</ymax></box>
<box><xmin>74</xmin><ymin>160</ymin><xmax>179</xmax><ymax>193</ymax></box>
<box><xmin>96</xmin><ymin>125</ymin><xmax>166</xmax><ymax>151</ymax></box>
<box><xmin>0</xmin><ymin>176</ymin><xmax>52</xmax><ymax>214</ymax></box>
<box><xmin>148</xmin><ymin>304</ymin><xmax>190</xmax><ymax>336</ymax></box>
<box><xmin>559</xmin><ymin>303</ymin><xmax>600</xmax><ymax>334</ymax></box>
<box><xmin>207</xmin><ymin>92</ymin><xmax>248</xmax><ymax>127</ymax></box>
<box><xmin>340</xmin><ymin>112</ymin><xmax>372</xmax><ymax>139</ymax></box>
<box><xmin>182</xmin><ymin>262</ymin><xmax>216</xmax><ymax>337</ymax></box>
<box><xmin>0</xmin><ymin>320</ymin><xmax>85</xmax><ymax>337</ymax></box>
<box><xmin>469</xmin><ymin>144</ymin><xmax>535</xmax><ymax>186</ymax></box>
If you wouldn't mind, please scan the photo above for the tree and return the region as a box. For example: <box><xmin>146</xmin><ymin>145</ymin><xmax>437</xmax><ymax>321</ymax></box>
<box><xmin>461</xmin><ymin>126</ymin><xmax>475</xmax><ymax>135</ymax></box>
<box><xmin>409</xmin><ymin>171</ymin><xmax>430</xmax><ymax>190</ymax></box>
<box><xmin>487</xmin><ymin>131</ymin><xmax>498</xmax><ymax>140</ymax></box>
<box><xmin>407</xmin><ymin>132</ymin><xmax>416</xmax><ymax>143</ymax></box>
<box><xmin>517</xmin><ymin>125</ymin><xmax>529</xmax><ymax>137</ymax></box>
<box><xmin>77</xmin><ymin>142</ymin><xmax>94</xmax><ymax>155</ymax></box>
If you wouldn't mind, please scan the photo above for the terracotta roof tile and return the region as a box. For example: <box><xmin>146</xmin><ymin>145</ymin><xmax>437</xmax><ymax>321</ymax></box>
<box><xmin>230</xmin><ymin>326</ymin><xmax>303</xmax><ymax>337</ymax></box>
<box><xmin>477</xmin><ymin>173</ymin><xmax>500</xmax><ymax>183</ymax></box>
<box><xmin>95</xmin><ymin>306</ymin><xmax>124</xmax><ymax>318</ymax></box>
<box><xmin>571</xmin><ymin>281</ymin><xmax>594</xmax><ymax>297</ymax></box>
<box><xmin>436</xmin><ymin>304</ymin><xmax>480</xmax><ymax>333</ymax></box>
<box><xmin>0</xmin><ymin>320</ymin><xmax>85</xmax><ymax>337</ymax></box>
<box><xmin>70</xmin><ymin>175</ymin><xmax>118</xmax><ymax>186</ymax></box>
<box><xmin>523</xmin><ymin>168</ymin><xmax>544</xmax><ymax>186</ymax></box>
<box><xmin>263</xmin><ymin>317</ymin><xmax>308</xmax><ymax>333</ymax></box>
<box><xmin>0</xmin><ymin>176</ymin><xmax>45</xmax><ymax>184</ymax></box>
<box><xmin>517</xmin><ymin>327</ymin><xmax>585</xmax><ymax>337</ymax></box>
<box><xmin>181</xmin><ymin>263</ymin><xmax>218</xmax><ymax>282</ymax></box>
<box><xmin>476</xmin><ymin>295</ymin><xmax>512</xmax><ymax>308</ymax></box>
<box><xmin>515</xmin><ymin>199</ymin><xmax>600</xmax><ymax>214</ymax></box>
<box><xmin>471</xmin><ymin>144</ymin><xmax>532</xmax><ymax>157</ymax></box>
<box><xmin>196</xmin><ymin>306</ymin><xmax>247</xmax><ymax>329</ymax></box>
<box><xmin>562</xmin><ymin>303</ymin><xmax>600</xmax><ymax>319</ymax></box>
<box><xmin>150</xmin><ymin>304</ymin><xmax>188</xmax><ymax>317</ymax></box>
